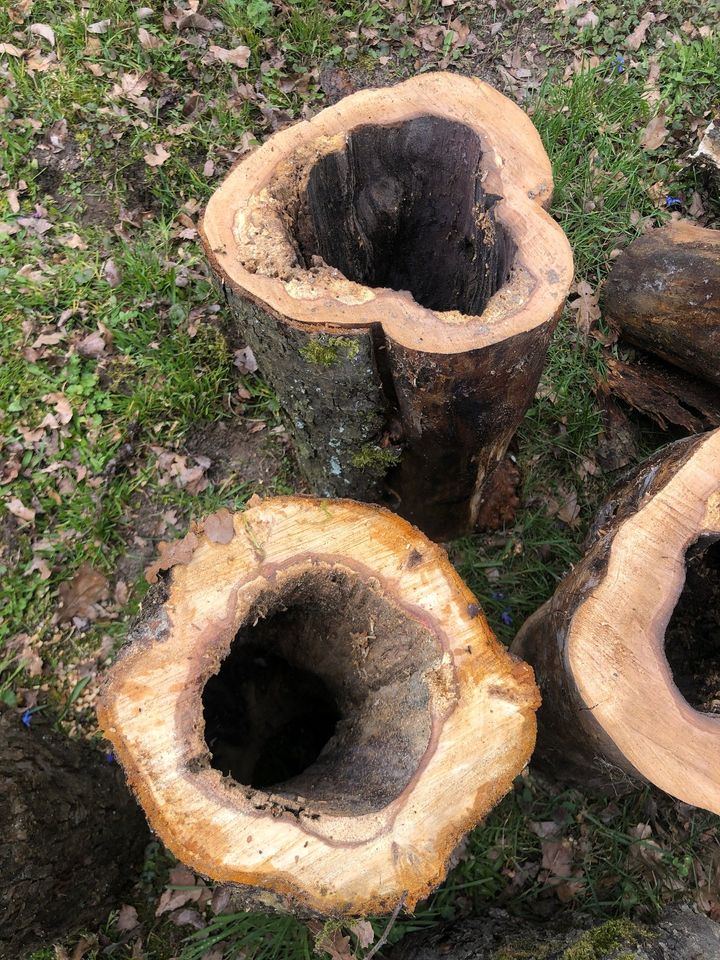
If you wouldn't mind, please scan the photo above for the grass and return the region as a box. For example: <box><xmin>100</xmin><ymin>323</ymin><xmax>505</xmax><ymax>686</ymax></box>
<box><xmin>2</xmin><ymin>0</ymin><xmax>719</xmax><ymax>958</ymax></box>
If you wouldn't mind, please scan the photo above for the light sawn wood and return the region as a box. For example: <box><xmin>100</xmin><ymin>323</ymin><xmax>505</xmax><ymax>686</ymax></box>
<box><xmin>200</xmin><ymin>72</ymin><xmax>573</xmax><ymax>540</ymax></box>
<box><xmin>512</xmin><ymin>431</ymin><xmax>720</xmax><ymax>813</ymax></box>
<box><xmin>98</xmin><ymin>496</ymin><xmax>539</xmax><ymax>916</ymax></box>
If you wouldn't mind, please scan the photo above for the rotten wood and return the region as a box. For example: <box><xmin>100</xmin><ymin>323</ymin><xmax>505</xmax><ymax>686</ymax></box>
<box><xmin>98</xmin><ymin>496</ymin><xmax>539</xmax><ymax>917</ymax></box>
<box><xmin>0</xmin><ymin>709</ymin><xmax>148</xmax><ymax>959</ymax></box>
<box><xmin>511</xmin><ymin>430</ymin><xmax>720</xmax><ymax>812</ymax></box>
<box><xmin>601</xmin><ymin>353</ymin><xmax>720</xmax><ymax>433</ymax></box>
<box><xmin>604</xmin><ymin>221</ymin><xmax>720</xmax><ymax>387</ymax></box>
<box><xmin>200</xmin><ymin>72</ymin><xmax>573</xmax><ymax>540</ymax></box>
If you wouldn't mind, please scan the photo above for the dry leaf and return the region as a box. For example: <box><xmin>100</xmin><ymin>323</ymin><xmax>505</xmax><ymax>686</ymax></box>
<box><xmin>145</xmin><ymin>530</ymin><xmax>199</xmax><ymax>584</ymax></box>
<box><xmin>640</xmin><ymin>111</ymin><xmax>668</xmax><ymax>150</ymax></box>
<box><xmin>626</xmin><ymin>12</ymin><xmax>655</xmax><ymax>50</ymax></box>
<box><xmin>58</xmin><ymin>563</ymin><xmax>110</xmax><ymax>621</ymax></box>
<box><xmin>207</xmin><ymin>43</ymin><xmax>250</xmax><ymax>68</ymax></box>
<box><xmin>0</xmin><ymin>42</ymin><xmax>26</xmax><ymax>56</ymax></box>
<box><xmin>568</xmin><ymin>279</ymin><xmax>601</xmax><ymax>338</ymax></box>
<box><xmin>576</xmin><ymin>9</ymin><xmax>599</xmax><ymax>28</ymax></box>
<box><xmin>88</xmin><ymin>19</ymin><xmax>112</xmax><ymax>34</ymax></box>
<box><xmin>541</xmin><ymin>838</ymin><xmax>574</xmax><ymax>879</ymax></box>
<box><xmin>138</xmin><ymin>27</ymin><xmax>161</xmax><ymax>49</ymax></box>
<box><xmin>29</xmin><ymin>22</ymin><xmax>55</xmax><ymax>45</ymax></box>
<box><xmin>233</xmin><ymin>345</ymin><xmax>257</xmax><ymax>374</ymax></box>
<box><xmin>117</xmin><ymin>904</ymin><xmax>140</xmax><ymax>933</ymax></box>
<box><xmin>44</xmin><ymin>391</ymin><xmax>73</xmax><ymax>424</ymax></box>
<box><xmin>349</xmin><ymin>920</ymin><xmax>375</xmax><ymax>949</ymax></box>
<box><xmin>103</xmin><ymin>258</ymin><xmax>121</xmax><ymax>287</ymax></box>
<box><xmin>77</xmin><ymin>329</ymin><xmax>108</xmax><ymax>359</ymax></box>
<box><xmin>144</xmin><ymin>143</ymin><xmax>170</xmax><ymax>167</ymax></box>
<box><xmin>204</xmin><ymin>508</ymin><xmax>235</xmax><ymax>544</ymax></box>
<box><xmin>7</xmin><ymin>496</ymin><xmax>36</xmax><ymax>522</ymax></box>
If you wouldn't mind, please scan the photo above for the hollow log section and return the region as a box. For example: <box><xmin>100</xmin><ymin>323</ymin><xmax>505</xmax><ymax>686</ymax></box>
<box><xmin>604</xmin><ymin>221</ymin><xmax>720</xmax><ymax>387</ymax></box>
<box><xmin>0</xmin><ymin>709</ymin><xmax>149</xmax><ymax>960</ymax></box>
<box><xmin>98</xmin><ymin>497</ymin><xmax>539</xmax><ymax>916</ymax></box>
<box><xmin>511</xmin><ymin>430</ymin><xmax>720</xmax><ymax>812</ymax></box>
<box><xmin>200</xmin><ymin>72</ymin><xmax>573</xmax><ymax>540</ymax></box>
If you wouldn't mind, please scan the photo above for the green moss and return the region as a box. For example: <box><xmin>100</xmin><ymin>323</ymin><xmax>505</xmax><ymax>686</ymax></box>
<box><xmin>561</xmin><ymin>919</ymin><xmax>646</xmax><ymax>960</ymax></box>
<box><xmin>300</xmin><ymin>335</ymin><xmax>360</xmax><ymax>365</ymax></box>
<box><xmin>350</xmin><ymin>444</ymin><xmax>401</xmax><ymax>473</ymax></box>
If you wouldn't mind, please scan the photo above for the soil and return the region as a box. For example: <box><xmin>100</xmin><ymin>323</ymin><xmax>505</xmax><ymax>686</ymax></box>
<box><xmin>184</xmin><ymin>418</ymin><xmax>293</xmax><ymax>490</ymax></box>
<box><xmin>664</xmin><ymin>537</ymin><xmax>720</xmax><ymax>713</ymax></box>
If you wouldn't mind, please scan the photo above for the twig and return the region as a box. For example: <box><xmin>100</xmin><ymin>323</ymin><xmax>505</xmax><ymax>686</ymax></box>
<box><xmin>364</xmin><ymin>892</ymin><xmax>407</xmax><ymax>960</ymax></box>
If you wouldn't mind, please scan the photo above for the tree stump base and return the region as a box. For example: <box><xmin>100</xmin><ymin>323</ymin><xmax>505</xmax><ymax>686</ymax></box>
<box><xmin>200</xmin><ymin>72</ymin><xmax>573</xmax><ymax>540</ymax></box>
<box><xmin>98</xmin><ymin>497</ymin><xmax>539</xmax><ymax>916</ymax></box>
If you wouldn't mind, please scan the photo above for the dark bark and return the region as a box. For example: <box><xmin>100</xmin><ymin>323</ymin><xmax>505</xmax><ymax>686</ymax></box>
<box><xmin>604</xmin><ymin>222</ymin><xmax>720</xmax><ymax>387</ymax></box>
<box><xmin>0</xmin><ymin>709</ymin><xmax>149</xmax><ymax>959</ymax></box>
<box><xmin>386</xmin><ymin>905</ymin><xmax>720</xmax><ymax>960</ymax></box>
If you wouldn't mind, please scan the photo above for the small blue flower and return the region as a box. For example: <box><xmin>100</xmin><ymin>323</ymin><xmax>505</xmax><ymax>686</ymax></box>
<box><xmin>491</xmin><ymin>591</ymin><xmax>505</xmax><ymax>601</ymax></box>
<box><xmin>666</xmin><ymin>196</ymin><xmax>682</xmax><ymax>207</ymax></box>
<box><xmin>21</xmin><ymin>710</ymin><xmax>32</xmax><ymax>728</ymax></box>
<box><xmin>615</xmin><ymin>53</ymin><xmax>625</xmax><ymax>73</ymax></box>
<box><xmin>501</xmin><ymin>611</ymin><xmax>513</xmax><ymax>626</ymax></box>
<box><xmin>106</xmin><ymin>752</ymin><xmax>115</xmax><ymax>764</ymax></box>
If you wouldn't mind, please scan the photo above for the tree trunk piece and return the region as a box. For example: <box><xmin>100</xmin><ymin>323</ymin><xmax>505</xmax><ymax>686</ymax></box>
<box><xmin>0</xmin><ymin>709</ymin><xmax>149</xmax><ymax>960</ymax></box>
<box><xmin>511</xmin><ymin>430</ymin><xmax>720</xmax><ymax>812</ymax></box>
<box><xmin>604</xmin><ymin>222</ymin><xmax>720</xmax><ymax>387</ymax></box>
<box><xmin>98</xmin><ymin>497</ymin><xmax>539</xmax><ymax>917</ymax></box>
<box><xmin>200</xmin><ymin>72</ymin><xmax>573</xmax><ymax>541</ymax></box>
<box><xmin>386</xmin><ymin>905</ymin><xmax>720</xmax><ymax>960</ymax></box>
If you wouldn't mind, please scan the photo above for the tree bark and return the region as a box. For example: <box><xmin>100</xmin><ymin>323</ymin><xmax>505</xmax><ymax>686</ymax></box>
<box><xmin>0</xmin><ymin>709</ymin><xmax>149</xmax><ymax>960</ymax></box>
<box><xmin>511</xmin><ymin>430</ymin><xmax>720</xmax><ymax>812</ymax></box>
<box><xmin>604</xmin><ymin>222</ymin><xmax>720</xmax><ymax>387</ymax></box>
<box><xmin>386</xmin><ymin>904</ymin><xmax>720</xmax><ymax>960</ymax></box>
<box><xmin>98</xmin><ymin>497</ymin><xmax>539</xmax><ymax>917</ymax></box>
<box><xmin>200</xmin><ymin>72</ymin><xmax>573</xmax><ymax>540</ymax></box>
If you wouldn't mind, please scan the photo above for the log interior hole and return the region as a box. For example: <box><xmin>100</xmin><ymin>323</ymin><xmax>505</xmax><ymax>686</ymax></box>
<box><xmin>293</xmin><ymin>117</ymin><xmax>516</xmax><ymax>315</ymax></box>
<box><xmin>664</xmin><ymin>536</ymin><xmax>720</xmax><ymax>714</ymax></box>
<box><xmin>201</xmin><ymin>565</ymin><xmax>441</xmax><ymax>814</ymax></box>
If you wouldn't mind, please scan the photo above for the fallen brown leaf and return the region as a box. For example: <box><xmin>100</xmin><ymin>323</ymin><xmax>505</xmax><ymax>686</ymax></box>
<box><xmin>144</xmin><ymin>143</ymin><xmax>171</xmax><ymax>167</ymax></box>
<box><xmin>640</xmin><ymin>111</ymin><xmax>669</xmax><ymax>150</ymax></box>
<box><xmin>6</xmin><ymin>496</ymin><xmax>36</xmax><ymax>522</ymax></box>
<box><xmin>204</xmin><ymin>508</ymin><xmax>235</xmax><ymax>544</ymax></box>
<box><xmin>117</xmin><ymin>904</ymin><xmax>140</xmax><ymax>933</ymax></box>
<box><xmin>58</xmin><ymin>563</ymin><xmax>110</xmax><ymax>621</ymax></box>
<box><xmin>207</xmin><ymin>43</ymin><xmax>250</xmax><ymax>68</ymax></box>
<box><xmin>29</xmin><ymin>22</ymin><xmax>55</xmax><ymax>45</ymax></box>
<box><xmin>568</xmin><ymin>279</ymin><xmax>601</xmax><ymax>338</ymax></box>
<box><xmin>626</xmin><ymin>12</ymin><xmax>655</xmax><ymax>50</ymax></box>
<box><xmin>145</xmin><ymin>530</ymin><xmax>199</xmax><ymax>584</ymax></box>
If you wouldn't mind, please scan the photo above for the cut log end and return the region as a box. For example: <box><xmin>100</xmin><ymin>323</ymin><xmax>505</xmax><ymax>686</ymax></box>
<box><xmin>513</xmin><ymin>430</ymin><xmax>720</xmax><ymax>813</ymax></box>
<box><xmin>98</xmin><ymin>497</ymin><xmax>539</xmax><ymax>916</ymax></box>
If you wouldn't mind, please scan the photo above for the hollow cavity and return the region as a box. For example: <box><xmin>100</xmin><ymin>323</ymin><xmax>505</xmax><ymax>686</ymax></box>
<box><xmin>202</xmin><ymin>564</ymin><xmax>441</xmax><ymax>815</ymax></box>
<box><xmin>292</xmin><ymin>116</ymin><xmax>516</xmax><ymax>315</ymax></box>
<box><xmin>664</xmin><ymin>536</ymin><xmax>720</xmax><ymax>714</ymax></box>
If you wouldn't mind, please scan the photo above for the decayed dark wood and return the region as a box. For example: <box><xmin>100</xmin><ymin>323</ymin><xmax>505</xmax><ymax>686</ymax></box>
<box><xmin>604</xmin><ymin>222</ymin><xmax>720</xmax><ymax>387</ymax></box>
<box><xmin>511</xmin><ymin>430</ymin><xmax>720</xmax><ymax>812</ymax></box>
<box><xmin>386</xmin><ymin>905</ymin><xmax>720</xmax><ymax>960</ymax></box>
<box><xmin>200</xmin><ymin>72</ymin><xmax>573</xmax><ymax>540</ymax></box>
<box><xmin>98</xmin><ymin>497</ymin><xmax>539</xmax><ymax>917</ymax></box>
<box><xmin>0</xmin><ymin>709</ymin><xmax>148</xmax><ymax>959</ymax></box>
<box><xmin>601</xmin><ymin>353</ymin><xmax>720</xmax><ymax>433</ymax></box>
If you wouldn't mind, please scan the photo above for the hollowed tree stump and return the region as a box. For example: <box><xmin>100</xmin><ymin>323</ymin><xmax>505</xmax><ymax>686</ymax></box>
<box><xmin>200</xmin><ymin>72</ymin><xmax>573</xmax><ymax>540</ymax></box>
<box><xmin>0</xmin><ymin>709</ymin><xmax>148</xmax><ymax>959</ymax></box>
<box><xmin>604</xmin><ymin>222</ymin><xmax>720</xmax><ymax>387</ymax></box>
<box><xmin>98</xmin><ymin>497</ymin><xmax>539</xmax><ymax>916</ymax></box>
<box><xmin>511</xmin><ymin>430</ymin><xmax>720</xmax><ymax>812</ymax></box>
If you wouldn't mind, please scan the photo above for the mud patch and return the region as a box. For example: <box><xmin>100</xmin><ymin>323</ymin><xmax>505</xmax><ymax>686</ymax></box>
<box><xmin>185</xmin><ymin>418</ymin><xmax>293</xmax><ymax>492</ymax></box>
